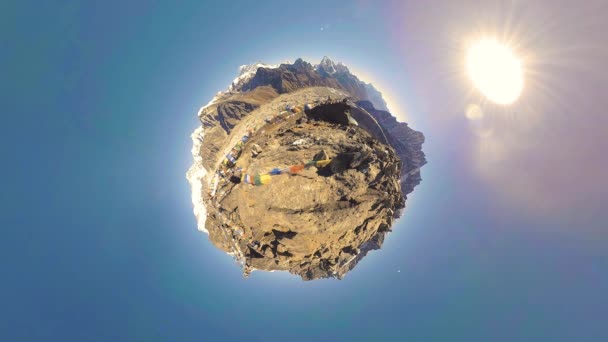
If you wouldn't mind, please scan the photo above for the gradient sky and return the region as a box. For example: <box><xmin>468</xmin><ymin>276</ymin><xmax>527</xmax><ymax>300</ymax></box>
<box><xmin>2</xmin><ymin>1</ymin><xmax>607</xmax><ymax>341</ymax></box>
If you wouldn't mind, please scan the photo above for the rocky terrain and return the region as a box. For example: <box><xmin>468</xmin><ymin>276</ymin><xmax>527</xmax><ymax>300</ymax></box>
<box><xmin>187</xmin><ymin>58</ymin><xmax>426</xmax><ymax>280</ymax></box>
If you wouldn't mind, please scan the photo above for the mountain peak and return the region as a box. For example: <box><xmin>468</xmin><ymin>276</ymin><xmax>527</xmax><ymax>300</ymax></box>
<box><xmin>292</xmin><ymin>58</ymin><xmax>312</xmax><ymax>70</ymax></box>
<box><xmin>334</xmin><ymin>61</ymin><xmax>349</xmax><ymax>73</ymax></box>
<box><xmin>316</xmin><ymin>56</ymin><xmax>350</xmax><ymax>75</ymax></box>
<box><xmin>229</xmin><ymin>62</ymin><xmax>278</xmax><ymax>92</ymax></box>
<box><xmin>317</xmin><ymin>56</ymin><xmax>337</xmax><ymax>75</ymax></box>
<box><xmin>320</xmin><ymin>55</ymin><xmax>334</xmax><ymax>64</ymax></box>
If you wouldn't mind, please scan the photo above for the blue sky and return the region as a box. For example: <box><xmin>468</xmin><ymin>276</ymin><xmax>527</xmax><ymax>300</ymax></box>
<box><xmin>2</xmin><ymin>1</ymin><xmax>607</xmax><ymax>341</ymax></box>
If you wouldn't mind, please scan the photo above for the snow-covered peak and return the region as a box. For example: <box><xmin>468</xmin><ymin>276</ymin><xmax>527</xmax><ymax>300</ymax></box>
<box><xmin>316</xmin><ymin>56</ymin><xmax>337</xmax><ymax>74</ymax></box>
<box><xmin>237</xmin><ymin>62</ymin><xmax>272</xmax><ymax>77</ymax></box>
<box><xmin>229</xmin><ymin>62</ymin><xmax>279</xmax><ymax>92</ymax></box>
<box><xmin>198</xmin><ymin>62</ymin><xmax>282</xmax><ymax>116</ymax></box>
<box><xmin>320</xmin><ymin>55</ymin><xmax>335</xmax><ymax>65</ymax></box>
<box><xmin>334</xmin><ymin>61</ymin><xmax>349</xmax><ymax>73</ymax></box>
<box><xmin>315</xmin><ymin>56</ymin><xmax>350</xmax><ymax>75</ymax></box>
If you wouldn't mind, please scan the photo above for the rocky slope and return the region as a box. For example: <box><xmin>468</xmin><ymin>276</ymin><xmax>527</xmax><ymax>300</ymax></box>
<box><xmin>187</xmin><ymin>58</ymin><xmax>426</xmax><ymax>280</ymax></box>
<box><xmin>240</xmin><ymin>57</ymin><xmax>388</xmax><ymax>111</ymax></box>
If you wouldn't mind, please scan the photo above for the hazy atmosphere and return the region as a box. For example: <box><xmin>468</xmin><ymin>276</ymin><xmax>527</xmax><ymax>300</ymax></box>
<box><xmin>2</xmin><ymin>0</ymin><xmax>607</xmax><ymax>340</ymax></box>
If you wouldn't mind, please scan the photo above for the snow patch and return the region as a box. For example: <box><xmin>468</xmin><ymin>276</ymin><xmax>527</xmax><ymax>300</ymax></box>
<box><xmin>292</xmin><ymin>138</ymin><xmax>309</xmax><ymax>146</ymax></box>
<box><xmin>197</xmin><ymin>62</ymin><xmax>281</xmax><ymax>118</ymax></box>
<box><xmin>186</xmin><ymin>126</ymin><xmax>209</xmax><ymax>234</ymax></box>
<box><xmin>229</xmin><ymin>62</ymin><xmax>279</xmax><ymax>92</ymax></box>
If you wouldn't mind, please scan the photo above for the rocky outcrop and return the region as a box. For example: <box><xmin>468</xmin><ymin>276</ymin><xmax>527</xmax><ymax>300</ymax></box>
<box><xmin>187</xmin><ymin>58</ymin><xmax>426</xmax><ymax>280</ymax></box>
<box><xmin>356</xmin><ymin>101</ymin><xmax>426</xmax><ymax>197</ymax></box>
<box><xmin>219</xmin><ymin>117</ymin><xmax>403</xmax><ymax>280</ymax></box>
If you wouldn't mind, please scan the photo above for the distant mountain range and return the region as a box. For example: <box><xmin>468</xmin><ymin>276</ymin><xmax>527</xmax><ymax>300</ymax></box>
<box><xmin>230</xmin><ymin>57</ymin><xmax>389</xmax><ymax>111</ymax></box>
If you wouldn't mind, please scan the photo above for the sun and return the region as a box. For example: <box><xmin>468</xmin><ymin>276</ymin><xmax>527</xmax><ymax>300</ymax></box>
<box><xmin>467</xmin><ymin>39</ymin><xmax>524</xmax><ymax>105</ymax></box>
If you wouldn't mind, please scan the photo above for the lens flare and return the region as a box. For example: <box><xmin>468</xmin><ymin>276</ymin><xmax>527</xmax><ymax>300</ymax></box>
<box><xmin>467</xmin><ymin>39</ymin><xmax>524</xmax><ymax>105</ymax></box>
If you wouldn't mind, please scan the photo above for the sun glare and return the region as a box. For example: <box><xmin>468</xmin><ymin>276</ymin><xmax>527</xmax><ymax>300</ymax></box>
<box><xmin>467</xmin><ymin>39</ymin><xmax>524</xmax><ymax>105</ymax></box>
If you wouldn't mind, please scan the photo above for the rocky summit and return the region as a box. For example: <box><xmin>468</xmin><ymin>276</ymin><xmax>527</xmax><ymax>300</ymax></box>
<box><xmin>187</xmin><ymin>57</ymin><xmax>426</xmax><ymax>280</ymax></box>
